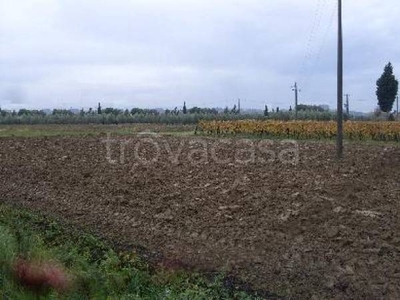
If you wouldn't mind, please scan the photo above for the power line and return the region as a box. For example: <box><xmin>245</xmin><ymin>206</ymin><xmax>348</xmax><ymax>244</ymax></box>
<box><xmin>298</xmin><ymin>0</ymin><xmax>328</xmax><ymax>84</ymax></box>
<box><xmin>299</xmin><ymin>0</ymin><xmax>328</xmax><ymax>64</ymax></box>
<box><xmin>301</xmin><ymin>0</ymin><xmax>336</xmax><ymax>94</ymax></box>
<box><xmin>314</xmin><ymin>1</ymin><xmax>337</xmax><ymax>62</ymax></box>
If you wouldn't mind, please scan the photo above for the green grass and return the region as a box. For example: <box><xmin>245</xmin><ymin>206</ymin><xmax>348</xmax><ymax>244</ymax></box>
<box><xmin>0</xmin><ymin>124</ymin><xmax>195</xmax><ymax>138</ymax></box>
<box><xmin>0</xmin><ymin>203</ymin><xmax>262</xmax><ymax>299</ymax></box>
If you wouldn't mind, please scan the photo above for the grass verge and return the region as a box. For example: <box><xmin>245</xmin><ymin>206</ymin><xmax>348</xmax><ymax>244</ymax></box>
<box><xmin>0</xmin><ymin>203</ymin><xmax>263</xmax><ymax>299</ymax></box>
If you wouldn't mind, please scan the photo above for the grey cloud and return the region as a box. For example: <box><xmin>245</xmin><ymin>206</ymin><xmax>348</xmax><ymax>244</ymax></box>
<box><xmin>1</xmin><ymin>87</ymin><xmax>26</xmax><ymax>104</ymax></box>
<box><xmin>0</xmin><ymin>0</ymin><xmax>398</xmax><ymax>112</ymax></box>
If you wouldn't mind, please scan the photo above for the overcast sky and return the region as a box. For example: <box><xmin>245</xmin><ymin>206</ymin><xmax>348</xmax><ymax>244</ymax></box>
<box><xmin>0</xmin><ymin>0</ymin><xmax>399</xmax><ymax>112</ymax></box>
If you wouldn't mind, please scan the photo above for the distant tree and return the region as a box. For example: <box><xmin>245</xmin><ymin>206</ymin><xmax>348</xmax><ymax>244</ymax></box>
<box><xmin>104</xmin><ymin>108</ymin><xmax>112</xmax><ymax>114</ymax></box>
<box><xmin>88</xmin><ymin>107</ymin><xmax>93</xmax><ymax>115</ymax></box>
<box><xmin>231</xmin><ymin>105</ymin><xmax>238</xmax><ymax>114</ymax></box>
<box><xmin>17</xmin><ymin>109</ymin><xmax>45</xmax><ymax>116</ymax></box>
<box><xmin>97</xmin><ymin>102</ymin><xmax>102</xmax><ymax>114</ymax></box>
<box><xmin>124</xmin><ymin>109</ymin><xmax>130</xmax><ymax>115</ymax></box>
<box><xmin>187</xmin><ymin>107</ymin><xmax>218</xmax><ymax>114</ymax></box>
<box><xmin>289</xmin><ymin>105</ymin><xmax>292</xmax><ymax>112</ymax></box>
<box><xmin>264</xmin><ymin>105</ymin><xmax>269</xmax><ymax>117</ymax></box>
<box><xmin>131</xmin><ymin>108</ymin><xmax>142</xmax><ymax>115</ymax></box>
<box><xmin>297</xmin><ymin>104</ymin><xmax>325</xmax><ymax>112</ymax></box>
<box><xmin>131</xmin><ymin>108</ymin><xmax>158</xmax><ymax>115</ymax></box>
<box><xmin>18</xmin><ymin>109</ymin><xmax>30</xmax><ymax>116</ymax></box>
<box><xmin>276</xmin><ymin>107</ymin><xmax>280</xmax><ymax>113</ymax></box>
<box><xmin>52</xmin><ymin>109</ymin><xmax>73</xmax><ymax>116</ymax></box>
<box><xmin>80</xmin><ymin>108</ymin><xmax>85</xmax><ymax>116</ymax></box>
<box><xmin>223</xmin><ymin>106</ymin><xmax>229</xmax><ymax>114</ymax></box>
<box><xmin>147</xmin><ymin>109</ymin><xmax>159</xmax><ymax>115</ymax></box>
<box><xmin>103</xmin><ymin>108</ymin><xmax>122</xmax><ymax>115</ymax></box>
<box><xmin>164</xmin><ymin>108</ymin><xmax>179</xmax><ymax>115</ymax></box>
<box><xmin>188</xmin><ymin>107</ymin><xmax>200</xmax><ymax>114</ymax></box>
<box><xmin>183</xmin><ymin>101</ymin><xmax>187</xmax><ymax>114</ymax></box>
<box><xmin>376</xmin><ymin>62</ymin><xmax>399</xmax><ymax>113</ymax></box>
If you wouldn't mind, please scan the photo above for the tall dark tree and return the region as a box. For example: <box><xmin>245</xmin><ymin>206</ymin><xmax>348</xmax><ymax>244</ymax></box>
<box><xmin>183</xmin><ymin>101</ymin><xmax>187</xmax><ymax>114</ymax></box>
<box><xmin>376</xmin><ymin>62</ymin><xmax>398</xmax><ymax>113</ymax></box>
<box><xmin>97</xmin><ymin>102</ymin><xmax>102</xmax><ymax>114</ymax></box>
<box><xmin>264</xmin><ymin>105</ymin><xmax>269</xmax><ymax>117</ymax></box>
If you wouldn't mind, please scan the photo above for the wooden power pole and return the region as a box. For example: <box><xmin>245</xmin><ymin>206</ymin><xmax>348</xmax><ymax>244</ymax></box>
<box><xmin>292</xmin><ymin>82</ymin><xmax>299</xmax><ymax>119</ymax></box>
<box><xmin>337</xmin><ymin>0</ymin><xmax>344</xmax><ymax>158</ymax></box>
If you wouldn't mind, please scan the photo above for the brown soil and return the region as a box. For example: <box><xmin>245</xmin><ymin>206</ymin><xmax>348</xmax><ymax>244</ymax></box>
<box><xmin>1</xmin><ymin>135</ymin><xmax>400</xmax><ymax>299</ymax></box>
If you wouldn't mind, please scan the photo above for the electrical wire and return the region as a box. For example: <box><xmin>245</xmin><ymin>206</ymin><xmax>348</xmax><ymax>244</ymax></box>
<box><xmin>297</xmin><ymin>0</ymin><xmax>328</xmax><ymax>85</ymax></box>
<box><xmin>301</xmin><ymin>0</ymin><xmax>336</xmax><ymax>93</ymax></box>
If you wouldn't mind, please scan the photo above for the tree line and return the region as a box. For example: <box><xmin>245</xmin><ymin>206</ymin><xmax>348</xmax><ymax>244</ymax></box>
<box><xmin>1</xmin><ymin>60</ymin><xmax>398</xmax><ymax>125</ymax></box>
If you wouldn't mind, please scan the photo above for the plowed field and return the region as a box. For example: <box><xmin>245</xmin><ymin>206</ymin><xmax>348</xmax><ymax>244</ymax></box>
<box><xmin>1</xmin><ymin>134</ymin><xmax>400</xmax><ymax>299</ymax></box>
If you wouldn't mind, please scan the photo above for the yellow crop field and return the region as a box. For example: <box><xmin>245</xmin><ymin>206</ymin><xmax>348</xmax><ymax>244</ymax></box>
<box><xmin>198</xmin><ymin>120</ymin><xmax>400</xmax><ymax>141</ymax></box>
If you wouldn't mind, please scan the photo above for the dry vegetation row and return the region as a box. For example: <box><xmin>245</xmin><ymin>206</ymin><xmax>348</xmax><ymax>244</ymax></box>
<box><xmin>199</xmin><ymin>120</ymin><xmax>400</xmax><ymax>141</ymax></box>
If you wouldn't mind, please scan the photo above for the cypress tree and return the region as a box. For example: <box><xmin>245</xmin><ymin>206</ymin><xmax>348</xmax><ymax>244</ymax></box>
<box><xmin>376</xmin><ymin>62</ymin><xmax>399</xmax><ymax>113</ymax></box>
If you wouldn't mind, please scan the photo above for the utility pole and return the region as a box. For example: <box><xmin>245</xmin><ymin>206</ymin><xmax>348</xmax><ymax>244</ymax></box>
<box><xmin>397</xmin><ymin>96</ymin><xmax>399</xmax><ymax>118</ymax></box>
<box><xmin>337</xmin><ymin>0</ymin><xmax>344</xmax><ymax>159</ymax></box>
<box><xmin>292</xmin><ymin>82</ymin><xmax>299</xmax><ymax>119</ymax></box>
<box><xmin>238</xmin><ymin>98</ymin><xmax>241</xmax><ymax>114</ymax></box>
<box><xmin>344</xmin><ymin>94</ymin><xmax>350</xmax><ymax>115</ymax></box>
